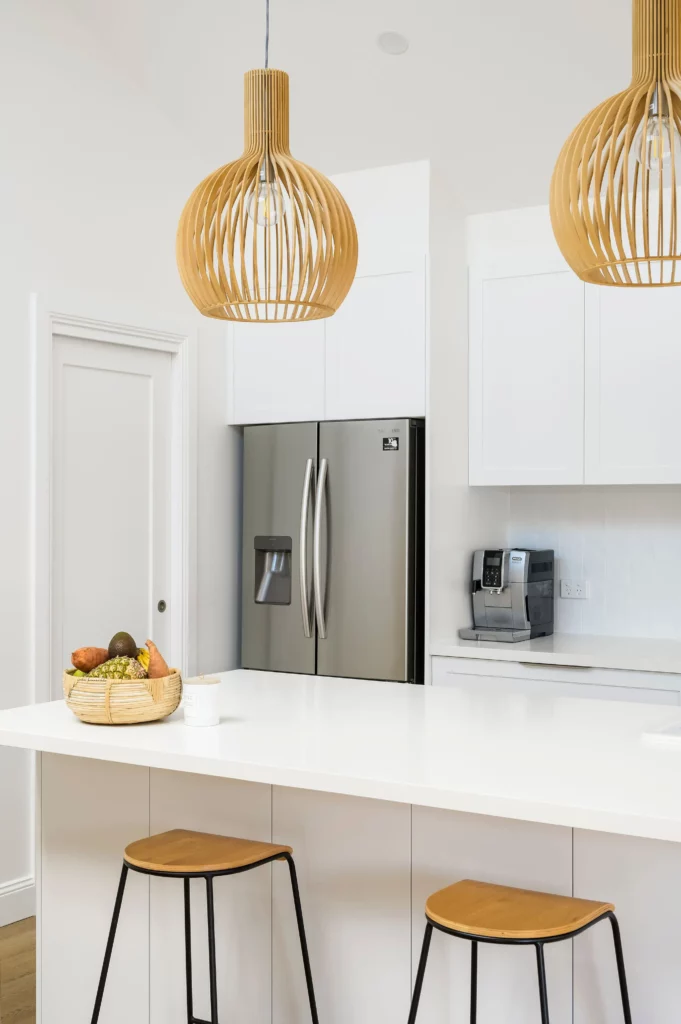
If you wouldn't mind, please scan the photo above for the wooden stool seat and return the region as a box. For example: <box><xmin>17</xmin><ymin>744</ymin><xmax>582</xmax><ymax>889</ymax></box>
<box><xmin>124</xmin><ymin>829</ymin><xmax>292</xmax><ymax>875</ymax></box>
<box><xmin>425</xmin><ymin>879</ymin><xmax>614</xmax><ymax>940</ymax></box>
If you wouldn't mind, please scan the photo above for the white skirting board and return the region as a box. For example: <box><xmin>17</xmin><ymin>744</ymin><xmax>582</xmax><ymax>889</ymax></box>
<box><xmin>0</xmin><ymin>875</ymin><xmax>35</xmax><ymax>927</ymax></box>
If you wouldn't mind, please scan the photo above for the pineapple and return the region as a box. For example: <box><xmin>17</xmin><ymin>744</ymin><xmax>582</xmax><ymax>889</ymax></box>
<box><xmin>89</xmin><ymin>656</ymin><xmax>147</xmax><ymax>679</ymax></box>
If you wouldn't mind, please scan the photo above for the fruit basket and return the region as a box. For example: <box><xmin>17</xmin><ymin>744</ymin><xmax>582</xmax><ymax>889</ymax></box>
<box><xmin>63</xmin><ymin>668</ymin><xmax>182</xmax><ymax>725</ymax></box>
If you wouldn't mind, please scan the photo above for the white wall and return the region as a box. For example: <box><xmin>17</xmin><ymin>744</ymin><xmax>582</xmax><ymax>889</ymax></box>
<box><xmin>196</xmin><ymin>324</ymin><xmax>242</xmax><ymax>675</ymax></box>
<box><xmin>427</xmin><ymin>169</ymin><xmax>510</xmax><ymax>643</ymax></box>
<box><xmin>438</xmin><ymin>479</ymin><xmax>681</xmax><ymax>642</ymax></box>
<box><xmin>510</xmin><ymin>486</ymin><xmax>681</xmax><ymax>640</ymax></box>
<box><xmin>0</xmin><ymin>0</ymin><xmax>240</xmax><ymax>923</ymax></box>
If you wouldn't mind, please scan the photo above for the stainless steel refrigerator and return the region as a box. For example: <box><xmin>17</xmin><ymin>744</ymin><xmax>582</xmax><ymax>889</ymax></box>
<box><xmin>241</xmin><ymin>418</ymin><xmax>425</xmax><ymax>682</ymax></box>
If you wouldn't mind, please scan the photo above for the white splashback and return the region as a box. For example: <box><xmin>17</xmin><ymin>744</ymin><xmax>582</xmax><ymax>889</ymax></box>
<box><xmin>509</xmin><ymin>486</ymin><xmax>681</xmax><ymax>639</ymax></box>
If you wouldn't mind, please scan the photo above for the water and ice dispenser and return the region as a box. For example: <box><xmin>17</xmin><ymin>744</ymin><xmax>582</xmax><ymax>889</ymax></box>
<box><xmin>254</xmin><ymin>536</ymin><xmax>292</xmax><ymax>605</ymax></box>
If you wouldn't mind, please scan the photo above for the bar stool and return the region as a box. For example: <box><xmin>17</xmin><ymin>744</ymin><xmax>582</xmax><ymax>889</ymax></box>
<box><xmin>408</xmin><ymin>878</ymin><xmax>633</xmax><ymax>1024</ymax></box>
<box><xmin>90</xmin><ymin>828</ymin><xmax>319</xmax><ymax>1024</ymax></box>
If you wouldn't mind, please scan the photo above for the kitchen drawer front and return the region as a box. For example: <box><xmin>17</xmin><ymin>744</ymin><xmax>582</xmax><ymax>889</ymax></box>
<box><xmin>431</xmin><ymin>656</ymin><xmax>681</xmax><ymax>705</ymax></box>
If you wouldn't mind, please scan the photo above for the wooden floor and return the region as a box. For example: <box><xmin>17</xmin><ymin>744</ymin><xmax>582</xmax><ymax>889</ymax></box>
<box><xmin>0</xmin><ymin>918</ymin><xmax>35</xmax><ymax>1024</ymax></box>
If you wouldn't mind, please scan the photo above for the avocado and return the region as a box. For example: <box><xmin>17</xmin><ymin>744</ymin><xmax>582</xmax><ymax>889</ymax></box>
<box><xmin>108</xmin><ymin>631</ymin><xmax>138</xmax><ymax>659</ymax></box>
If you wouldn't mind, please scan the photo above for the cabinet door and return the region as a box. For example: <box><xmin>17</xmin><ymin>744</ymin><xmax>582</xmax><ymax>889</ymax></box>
<box><xmin>324</xmin><ymin>269</ymin><xmax>426</xmax><ymax>420</ymax></box>
<box><xmin>469</xmin><ymin>269</ymin><xmax>585</xmax><ymax>485</ymax></box>
<box><xmin>331</xmin><ymin>162</ymin><xmax>429</xmax><ymax>278</ymax></box>
<box><xmin>433</xmin><ymin>671</ymin><xmax>678</xmax><ymax>705</ymax></box>
<box><xmin>431</xmin><ymin>657</ymin><xmax>681</xmax><ymax>706</ymax></box>
<box><xmin>228</xmin><ymin>320</ymin><xmax>325</xmax><ymax>425</ymax></box>
<box><xmin>585</xmin><ymin>286</ymin><xmax>681</xmax><ymax>483</ymax></box>
<box><xmin>574</xmin><ymin>829</ymin><xmax>681</xmax><ymax>1024</ymax></box>
<box><xmin>412</xmin><ymin>807</ymin><xmax>573</xmax><ymax>1024</ymax></box>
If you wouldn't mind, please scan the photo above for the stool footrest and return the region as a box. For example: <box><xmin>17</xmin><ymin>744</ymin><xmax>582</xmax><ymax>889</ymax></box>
<box><xmin>192</xmin><ymin>1017</ymin><xmax>216</xmax><ymax>1024</ymax></box>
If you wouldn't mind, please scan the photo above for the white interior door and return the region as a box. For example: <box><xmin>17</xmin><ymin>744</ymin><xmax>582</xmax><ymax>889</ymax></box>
<box><xmin>51</xmin><ymin>335</ymin><xmax>172</xmax><ymax>697</ymax></box>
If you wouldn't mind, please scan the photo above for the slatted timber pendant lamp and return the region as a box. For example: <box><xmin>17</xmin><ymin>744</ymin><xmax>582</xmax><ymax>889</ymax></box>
<box><xmin>176</xmin><ymin>0</ymin><xmax>358</xmax><ymax>321</ymax></box>
<box><xmin>551</xmin><ymin>0</ymin><xmax>681</xmax><ymax>286</ymax></box>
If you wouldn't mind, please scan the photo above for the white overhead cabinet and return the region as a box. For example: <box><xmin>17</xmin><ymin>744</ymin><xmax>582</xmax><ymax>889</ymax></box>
<box><xmin>468</xmin><ymin>205</ymin><xmax>681</xmax><ymax>486</ymax></box>
<box><xmin>584</xmin><ymin>285</ymin><xmax>681</xmax><ymax>484</ymax></box>
<box><xmin>469</xmin><ymin>267</ymin><xmax>585</xmax><ymax>485</ymax></box>
<box><xmin>227</xmin><ymin>161</ymin><xmax>429</xmax><ymax>425</ymax></box>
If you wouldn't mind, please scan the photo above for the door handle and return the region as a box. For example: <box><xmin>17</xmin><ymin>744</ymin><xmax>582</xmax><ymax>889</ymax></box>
<box><xmin>299</xmin><ymin>458</ymin><xmax>314</xmax><ymax>638</ymax></box>
<box><xmin>313</xmin><ymin>458</ymin><xmax>328</xmax><ymax>639</ymax></box>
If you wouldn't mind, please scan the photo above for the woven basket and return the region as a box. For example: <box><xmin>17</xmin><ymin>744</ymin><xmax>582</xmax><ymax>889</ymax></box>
<box><xmin>63</xmin><ymin>668</ymin><xmax>182</xmax><ymax>725</ymax></box>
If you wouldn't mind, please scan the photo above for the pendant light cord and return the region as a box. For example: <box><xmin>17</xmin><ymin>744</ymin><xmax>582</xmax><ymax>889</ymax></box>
<box><xmin>265</xmin><ymin>0</ymin><xmax>270</xmax><ymax>68</ymax></box>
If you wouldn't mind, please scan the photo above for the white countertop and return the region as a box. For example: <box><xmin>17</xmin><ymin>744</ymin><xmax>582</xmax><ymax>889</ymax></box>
<box><xmin>2</xmin><ymin>669</ymin><xmax>681</xmax><ymax>842</ymax></box>
<box><xmin>431</xmin><ymin>632</ymin><xmax>681</xmax><ymax>675</ymax></box>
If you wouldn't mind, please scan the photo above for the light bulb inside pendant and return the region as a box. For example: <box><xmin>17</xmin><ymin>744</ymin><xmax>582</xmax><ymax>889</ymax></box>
<box><xmin>247</xmin><ymin>167</ymin><xmax>286</xmax><ymax>227</ymax></box>
<box><xmin>634</xmin><ymin>91</ymin><xmax>681</xmax><ymax>174</ymax></box>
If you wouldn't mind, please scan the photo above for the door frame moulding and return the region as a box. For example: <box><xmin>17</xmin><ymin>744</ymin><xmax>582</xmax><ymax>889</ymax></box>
<box><xmin>30</xmin><ymin>289</ymin><xmax>198</xmax><ymax>705</ymax></box>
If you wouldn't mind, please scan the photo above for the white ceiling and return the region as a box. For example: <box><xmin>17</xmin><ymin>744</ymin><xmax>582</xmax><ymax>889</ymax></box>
<box><xmin>63</xmin><ymin>0</ymin><xmax>633</xmax><ymax>212</ymax></box>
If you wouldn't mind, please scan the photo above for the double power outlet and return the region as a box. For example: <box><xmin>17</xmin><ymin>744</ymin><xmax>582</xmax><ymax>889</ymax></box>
<box><xmin>559</xmin><ymin>579</ymin><xmax>590</xmax><ymax>600</ymax></box>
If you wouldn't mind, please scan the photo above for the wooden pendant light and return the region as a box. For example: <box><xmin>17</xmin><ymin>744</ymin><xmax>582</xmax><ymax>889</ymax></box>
<box><xmin>551</xmin><ymin>0</ymin><xmax>681</xmax><ymax>285</ymax></box>
<box><xmin>176</xmin><ymin>69</ymin><xmax>358</xmax><ymax>321</ymax></box>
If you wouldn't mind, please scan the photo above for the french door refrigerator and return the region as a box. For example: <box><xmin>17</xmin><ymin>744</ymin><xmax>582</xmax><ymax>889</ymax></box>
<box><xmin>241</xmin><ymin>418</ymin><xmax>425</xmax><ymax>683</ymax></box>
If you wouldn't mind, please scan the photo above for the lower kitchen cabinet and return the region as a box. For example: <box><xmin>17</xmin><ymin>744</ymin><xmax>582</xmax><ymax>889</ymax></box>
<box><xmin>272</xmin><ymin>787</ymin><xmax>412</xmax><ymax>1024</ymax></box>
<box><xmin>37</xmin><ymin>754</ymin><xmax>681</xmax><ymax>1024</ymax></box>
<box><xmin>149</xmin><ymin>771</ymin><xmax>273</xmax><ymax>1024</ymax></box>
<box><xmin>574</xmin><ymin>829</ymin><xmax>681</xmax><ymax>1024</ymax></box>
<box><xmin>411</xmin><ymin>806</ymin><xmax>573</xmax><ymax>1024</ymax></box>
<box><xmin>431</xmin><ymin>656</ymin><xmax>681</xmax><ymax>706</ymax></box>
<box><xmin>41</xmin><ymin>756</ymin><xmax>151</xmax><ymax>1024</ymax></box>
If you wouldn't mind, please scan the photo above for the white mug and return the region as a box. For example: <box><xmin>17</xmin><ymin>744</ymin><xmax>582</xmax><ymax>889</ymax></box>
<box><xmin>182</xmin><ymin>676</ymin><xmax>220</xmax><ymax>727</ymax></box>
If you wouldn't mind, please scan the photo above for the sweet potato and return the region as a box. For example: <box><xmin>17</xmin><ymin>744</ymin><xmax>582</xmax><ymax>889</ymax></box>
<box><xmin>71</xmin><ymin>646</ymin><xmax>109</xmax><ymax>672</ymax></box>
<box><xmin>145</xmin><ymin>640</ymin><xmax>170</xmax><ymax>679</ymax></box>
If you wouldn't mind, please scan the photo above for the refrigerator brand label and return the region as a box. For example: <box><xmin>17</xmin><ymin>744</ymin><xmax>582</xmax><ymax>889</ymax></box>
<box><xmin>383</xmin><ymin>437</ymin><xmax>399</xmax><ymax>451</ymax></box>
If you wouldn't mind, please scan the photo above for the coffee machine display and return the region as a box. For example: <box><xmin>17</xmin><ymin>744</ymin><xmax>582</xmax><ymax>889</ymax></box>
<box><xmin>459</xmin><ymin>549</ymin><xmax>554</xmax><ymax>643</ymax></box>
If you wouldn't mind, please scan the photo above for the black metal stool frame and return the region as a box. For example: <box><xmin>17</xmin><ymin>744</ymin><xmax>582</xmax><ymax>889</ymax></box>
<box><xmin>91</xmin><ymin>851</ymin><xmax>319</xmax><ymax>1024</ymax></box>
<box><xmin>408</xmin><ymin>910</ymin><xmax>633</xmax><ymax>1024</ymax></box>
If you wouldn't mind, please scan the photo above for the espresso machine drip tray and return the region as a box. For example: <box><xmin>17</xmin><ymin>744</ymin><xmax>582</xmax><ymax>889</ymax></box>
<box><xmin>458</xmin><ymin>627</ymin><xmax>532</xmax><ymax>643</ymax></box>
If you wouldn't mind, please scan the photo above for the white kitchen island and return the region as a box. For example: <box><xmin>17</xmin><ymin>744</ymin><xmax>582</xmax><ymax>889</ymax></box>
<box><xmin>2</xmin><ymin>669</ymin><xmax>681</xmax><ymax>1024</ymax></box>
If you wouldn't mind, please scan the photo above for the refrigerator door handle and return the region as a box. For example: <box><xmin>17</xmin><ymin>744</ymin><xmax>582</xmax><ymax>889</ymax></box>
<box><xmin>299</xmin><ymin>458</ymin><xmax>315</xmax><ymax>638</ymax></box>
<box><xmin>313</xmin><ymin>457</ymin><xmax>328</xmax><ymax>639</ymax></box>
